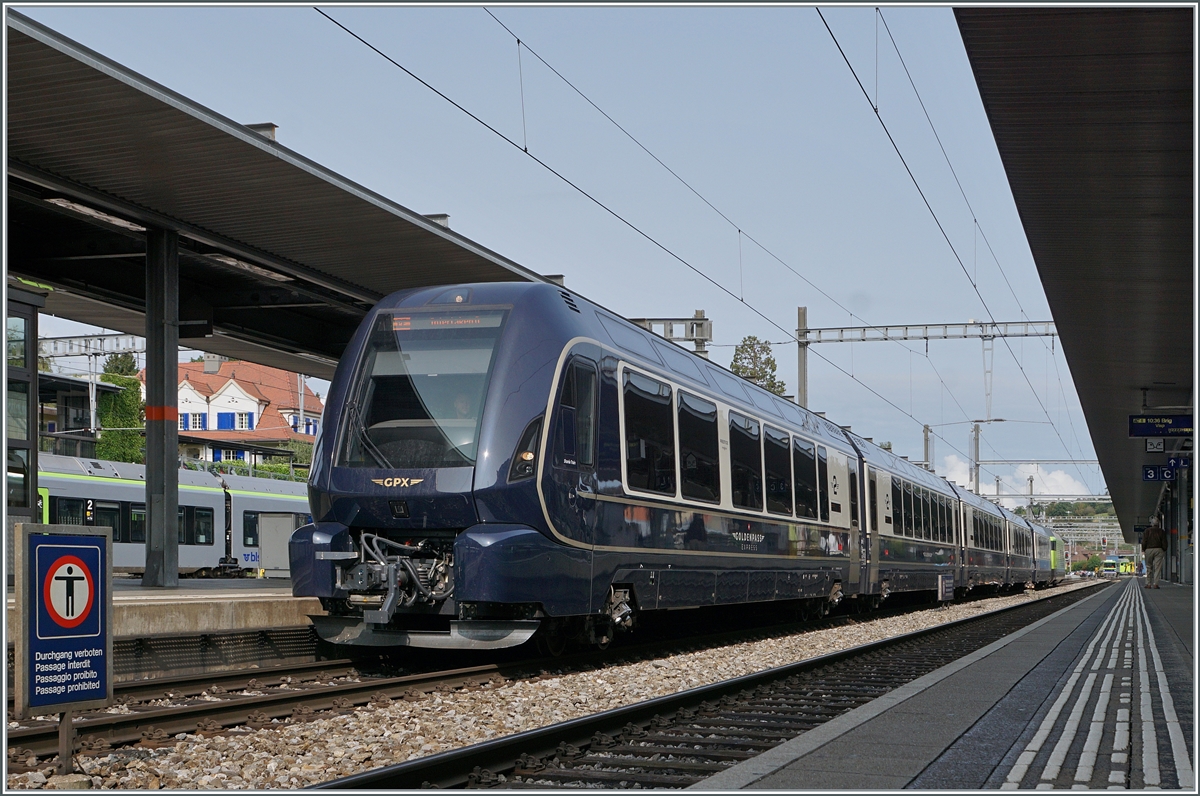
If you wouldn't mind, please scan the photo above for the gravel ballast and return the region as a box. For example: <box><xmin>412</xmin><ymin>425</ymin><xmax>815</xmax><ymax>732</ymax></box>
<box><xmin>7</xmin><ymin>580</ymin><xmax>1102</xmax><ymax>790</ymax></box>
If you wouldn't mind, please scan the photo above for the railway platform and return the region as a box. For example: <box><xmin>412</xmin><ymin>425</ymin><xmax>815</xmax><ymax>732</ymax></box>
<box><xmin>695</xmin><ymin>578</ymin><xmax>1193</xmax><ymax>790</ymax></box>
<box><xmin>6</xmin><ymin>576</ymin><xmax>321</xmax><ymax>638</ymax></box>
<box><xmin>6</xmin><ymin>578</ymin><xmax>325</xmax><ymax>682</ymax></box>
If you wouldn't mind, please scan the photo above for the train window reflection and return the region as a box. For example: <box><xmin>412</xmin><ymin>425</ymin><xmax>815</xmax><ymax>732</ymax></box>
<box><xmin>559</xmin><ymin>362</ymin><xmax>597</xmax><ymax>468</ymax></box>
<box><xmin>729</xmin><ymin>412</ymin><xmax>763</xmax><ymax>511</ymax></box>
<box><xmin>338</xmin><ymin>310</ymin><xmax>507</xmax><ymax>469</ymax></box>
<box><xmin>194</xmin><ymin>508</ymin><xmax>214</xmax><ymax>545</ymax></box>
<box><xmin>903</xmin><ymin>482</ymin><xmax>914</xmax><ymax>537</ymax></box>
<box><xmin>848</xmin><ymin>458</ymin><xmax>859</xmax><ymax>528</ymax></box>
<box><xmin>623</xmin><ymin>371</ymin><xmax>676</xmax><ymax>495</ymax></box>
<box><xmin>94</xmin><ymin>501</ymin><xmax>122</xmax><ymax>543</ymax></box>
<box><xmin>131</xmin><ymin>504</ymin><xmax>146</xmax><ymax>543</ymax></box>
<box><xmin>892</xmin><ymin>479</ymin><xmax>903</xmax><ymax>535</ymax></box>
<box><xmin>764</xmin><ymin>425</ymin><xmax>791</xmax><ymax>516</ymax></box>
<box><xmin>793</xmin><ymin>438</ymin><xmax>818</xmax><ymax>519</ymax></box>
<box><xmin>678</xmin><ymin>391</ymin><xmax>720</xmax><ymax>503</ymax></box>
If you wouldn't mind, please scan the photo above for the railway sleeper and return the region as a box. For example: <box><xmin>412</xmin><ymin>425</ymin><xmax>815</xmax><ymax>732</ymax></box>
<box><xmin>586</xmin><ymin>743</ymin><xmax>758</xmax><ymax>761</ymax></box>
<box><xmin>546</xmin><ymin>754</ymin><xmax>729</xmax><ymax>774</ymax></box>
<box><xmin>515</xmin><ymin>767</ymin><xmax>697</xmax><ymax>788</ymax></box>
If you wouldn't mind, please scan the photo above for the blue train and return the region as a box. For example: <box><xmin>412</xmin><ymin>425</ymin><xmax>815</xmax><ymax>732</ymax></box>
<box><xmin>290</xmin><ymin>283</ymin><xmax>1063</xmax><ymax>650</ymax></box>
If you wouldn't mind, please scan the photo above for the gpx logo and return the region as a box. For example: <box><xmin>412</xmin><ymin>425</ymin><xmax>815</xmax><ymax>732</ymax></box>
<box><xmin>371</xmin><ymin>477</ymin><xmax>424</xmax><ymax>488</ymax></box>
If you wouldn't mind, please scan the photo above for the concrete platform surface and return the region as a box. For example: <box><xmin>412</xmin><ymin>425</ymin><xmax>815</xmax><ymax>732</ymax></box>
<box><xmin>694</xmin><ymin>579</ymin><xmax>1193</xmax><ymax>790</ymax></box>
<box><xmin>7</xmin><ymin>577</ymin><xmax>322</xmax><ymax>637</ymax></box>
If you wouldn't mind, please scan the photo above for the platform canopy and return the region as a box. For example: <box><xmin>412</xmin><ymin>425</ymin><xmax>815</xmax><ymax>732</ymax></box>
<box><xmin>956</xmin><ymin>8</ymin><xmax>1193</xmax><ymax>540</ymax></box>
<box><xmin>6</xmin><ymin>11</ymin><xmax>545</xmax><ymax>381</ymax></box>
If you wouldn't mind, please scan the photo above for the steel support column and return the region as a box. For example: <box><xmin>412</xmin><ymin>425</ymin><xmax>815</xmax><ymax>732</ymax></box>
<box><xmin>796</xmin><ymin>307</ymin><xmax>808</xmax><ymax>409</ymax></box>
<box><xmin>144</xmin><ymin>228</ymin><xmax>179</xmax><ymax>587</ymax></box>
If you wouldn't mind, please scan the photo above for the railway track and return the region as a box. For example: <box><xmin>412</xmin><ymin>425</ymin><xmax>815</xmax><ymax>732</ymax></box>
<box><xmin>314</xmin><ymin>582</ymin><xmax>1108</xmax><ymax>789</ymax></box>
<box><xmin>6</xmin><ymin>584</ymin><xmax>1085</xmax><ymax>767</ymax></box>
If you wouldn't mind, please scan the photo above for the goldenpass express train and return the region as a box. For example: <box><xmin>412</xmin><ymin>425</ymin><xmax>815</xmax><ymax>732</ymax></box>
<box><xmin>38</xmin><ymin>453</ymin><xmax>310</xmax><ymax>575</ymax></box>
<box><xmin>290</xmin><ymin>283</ymin><xmax>1063</xmax><ymax>650</ymax></box>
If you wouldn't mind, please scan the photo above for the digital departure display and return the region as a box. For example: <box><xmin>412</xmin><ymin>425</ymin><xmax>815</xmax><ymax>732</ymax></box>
<box><xmin>390</xmin><ymin>310</ymin><xmax>505</xmax><ymax>332</ymax></box>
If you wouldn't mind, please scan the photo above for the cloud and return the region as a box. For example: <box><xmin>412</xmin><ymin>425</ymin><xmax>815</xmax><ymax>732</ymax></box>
<box><xmin>938</xmin><ymin>455</ymin><xmax>1091</xmax><ymax>509</ymax></box>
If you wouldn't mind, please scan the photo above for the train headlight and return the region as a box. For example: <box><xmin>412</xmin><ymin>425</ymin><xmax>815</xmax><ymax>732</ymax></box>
<box><xmin>508</xmin><ymin>417</ymin><xmax>543</xmax><ymax>482</ymax></box>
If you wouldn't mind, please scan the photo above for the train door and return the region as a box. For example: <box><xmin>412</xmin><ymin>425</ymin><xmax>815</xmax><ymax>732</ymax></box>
<box><xmin>553</xmin><ymin>356</ymin><xmax>600</xmax><ymax>547</ymax></box>
<box><xmin>824</xmin><ymin>450</ymin><xmax>854</xmax><ymax>590</ymax></box>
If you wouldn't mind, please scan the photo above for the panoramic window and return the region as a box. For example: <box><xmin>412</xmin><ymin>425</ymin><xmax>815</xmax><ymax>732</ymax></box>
<box><xmin>623</xmin><ymin>370</ymin><xmax>676</xmax><ymax>495</ymax></box>
<box><xmin>793</xmin><ymin>438</ymin><xmax>818</xmax><ymax>519</ymax></box>
<box><xmin>817</xmin><ymin>446</ymin><xmax>830</xmax><ymax>522</ymax></box>
<box><xmin>678</xmin><ymin>391</ymin><xmax>720</xmax><ymax>502</ymax></box>
<box><xmin>764</xmin><ymin>425</ymin><xmax>792</xmax><ymax>516</ymax></box>
<box><xmin>729</xmin><ymin>411</ymin><xmax>763</xmax><ymax>511</ymax></box>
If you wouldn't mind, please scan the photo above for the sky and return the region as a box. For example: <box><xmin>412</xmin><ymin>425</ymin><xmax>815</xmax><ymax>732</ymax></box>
<box><xmin>16</xmin><ymin>4</ymin><xmax>1103</xmax><ymax>504</ymax></box>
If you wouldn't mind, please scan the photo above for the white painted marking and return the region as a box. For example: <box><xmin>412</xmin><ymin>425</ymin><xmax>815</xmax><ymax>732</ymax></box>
<box><xmin>1112</xmin><ymin>752</ymin><xmax>1128</xmax><ymax>764</ymax></box>
<box><xmin>1137</xmin><ymin>594</ymin><xmax>1194</xmax><ymax>789</ymax></box>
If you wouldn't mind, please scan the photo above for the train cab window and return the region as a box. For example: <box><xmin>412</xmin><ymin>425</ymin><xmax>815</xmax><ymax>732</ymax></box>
<box><xmin>56</xmin><ymin>497</ymin><xmax>85</xmax><ymax>525</ymax></box>
<box><xmin>793</xmin><ymin>438</ymin><xmax>818</xmax><ymax>519</ymax></box>
<box><xmin>847</xmin><ymin>458</ymin><xmax>859</xmax><ymax>527</ymax></box>
<box><xmin>764</xmin><ymin>425</ymin><xmax>792</xmax><ymax>516</ymax></box>
<box><xmin>729</xmin><ymin>412</ymin><xmax>763</xmax><ymax>511</ymax></box>
<box><xmin>623</xmin><ymin>371</ymin><xmax>676</xmax><ymax>495</ymax></box>
<box><xmin>244</xmin><ymin>511</ymin><xmax>260</xmax><ymax>547</ymax></box>
<box><xmin>558</xmin><ymin>361</ymin><xmax>598</xmax><ymax>467</ymax></box>
<box><xmin>816</xmin><ymin>446</ymin><xmax>830</xmax><ymax>522</ymax></box>
<box><xmin>678</xmin><ymin>391</ymin><xmax>720</xmax><ymax>503</ymax></box>
<box><xmin>194</xmin><ymin>508</ymin><xmax>214</xmax><ymax>545</ymax></box>
<box><xmin>337</xmin><ymin>309</ymin><xmax>507</xmax><ymax>469</ymax></box>
<box><xmin>94</xmin><ymin>501</ymin><xmax>122</xmax><ymax>543</ymax></box>
<box><xmin>130</xmin><ymin>504</ymin><xmax>146</xmax><ymax>543</ymax></box>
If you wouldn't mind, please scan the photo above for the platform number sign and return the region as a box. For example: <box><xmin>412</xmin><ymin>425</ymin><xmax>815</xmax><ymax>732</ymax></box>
<box><xmin>13</xmin><ymin>525</ymin><xmax>113</xmax><ymax>719</ymax></box>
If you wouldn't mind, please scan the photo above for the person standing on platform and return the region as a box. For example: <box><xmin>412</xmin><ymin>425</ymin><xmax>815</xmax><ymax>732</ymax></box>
<box><xmin>1142</xmin><ymin>516</ymin><xmax>1167</xmax><ymax>589</ymax></box>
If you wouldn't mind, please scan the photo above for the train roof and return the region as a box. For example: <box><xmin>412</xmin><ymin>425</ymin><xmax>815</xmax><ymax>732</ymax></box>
<box><xmin>39</xmin><ymin>453</ymin><xmax>307</xmax><ymax>494</ymax></box>
<box><xmin>946</xmin><ymin>481</ymin><xmax>1006</xmax><ymax>518</ymax></box>
<box><xmin>840</xmin><ymin>429</ymin><xmax>959</xmax><ymax>496</ymax></box>
<box><xmin>219</xmin><ymin>471</ymin><xmax>308</xmax><ymax>496</ymax></box>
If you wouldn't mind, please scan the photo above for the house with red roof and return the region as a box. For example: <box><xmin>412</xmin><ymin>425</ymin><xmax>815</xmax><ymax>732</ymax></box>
<box><xmin>139</xmin><ymin>355</ymin><xmax>324</xmax><ymax>465</ymax></box>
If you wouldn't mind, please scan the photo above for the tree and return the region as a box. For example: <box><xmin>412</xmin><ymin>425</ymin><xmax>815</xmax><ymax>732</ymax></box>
<box><xmin>730</xmin><ymin>335</ymin><xmax>786</xmax><ymax>396</ymax></box>
<box><xmin>1072</xmin><ymin>554</ymin><xmax>1103</xmax><ymax>572</ymax></box>
<box><xmin>103</xmin><ymin>352</ymin><xmax>139</xmax><ymax>376</ymax></box>
<box><xmin>96</xmin><ymin>374</ymin><xmax>144</xmax><ymax>463</ymax></box>
<box><xmin>880</xmin><ymin>441</ymin><xmax>893</xmax><ymax>452</ymax></box>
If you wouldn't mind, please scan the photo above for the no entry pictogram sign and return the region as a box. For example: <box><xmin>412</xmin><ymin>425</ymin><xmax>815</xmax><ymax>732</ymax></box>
<box><xmin>42</xmin><ymin>555</ymin><xmax>95</xmax><ymax>630</ymax></box>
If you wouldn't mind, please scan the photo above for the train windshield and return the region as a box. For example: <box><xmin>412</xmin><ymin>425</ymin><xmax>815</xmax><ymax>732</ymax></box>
<box><xmin>337</xmin><ymin>309</ymin><xmax>507</xmax><ymax>469</ymax></box>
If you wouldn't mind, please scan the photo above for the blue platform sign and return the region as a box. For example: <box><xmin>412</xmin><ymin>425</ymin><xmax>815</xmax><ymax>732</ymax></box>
<box><xmin>1129</xmin><ymin>414</ymin><xmax>1193</xmax><ymax>437</ymax></box>
<box><xmin>1167</xmin><ymin>456</ymin><xmax>1190</xmax><ymax>469</ymax></box>
<box><xmin>1143</xmin><ymin>466</ymin><xmax>1160</xmax><ymax>482</ymax></box>
<box><xmin>1160</xmin><ymin>467</ymin><xmax>1176</xmax><ymax>481</ymax></box>
<box><xmin>14</xmin><ymin>525</ymin><xmax>113</xmax><ymax>719</ymax></box>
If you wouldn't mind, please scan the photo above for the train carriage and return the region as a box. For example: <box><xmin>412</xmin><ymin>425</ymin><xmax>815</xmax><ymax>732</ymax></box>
<box><xmin>291</xmin><ymin>282</ymin><xmax>1048</xmax><ymax>650</ymax></box>
<box><xmin>1031</xmin><ymin>522</ymin><xmax>1054</xmax><ymax>586</ymax></box>
<box><xmin>1003</xmin><ymin>506</ymin><xmax>1036</xmax><ymax>588</ymax></box>
<box><xmin>38</xmin><ymin>453</ymin><xmax>309</xmax><ymax>575</ymax></box>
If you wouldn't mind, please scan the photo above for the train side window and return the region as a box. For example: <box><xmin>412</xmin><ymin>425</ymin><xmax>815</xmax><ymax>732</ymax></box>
<box><xmin>892</xmin><ymin>479</ymin><xmax>903</xmax><ymax>535</ymax></box>
<box><xmin>622</xmin><ymin>370</ymin><xmax>676</xmax><ymax>495</ymax></box>
<box><xmin>847</xmin><ymin>457</ymin><xmax>859</xmax><ymax>527</ymax></box>
<box><xmin>913</xmin><ymin>486</ymin><xmax>924</xmax><ymax>539</ymax></box>
<box><xmin>922</xmin><ymin>489</ymin><xmax>932</xmax><ymax>540</ymax></box>
<box><xmin>178</xmin><ymin>506</ymin><xmax>188</xmax><ymax>545</ymax></box>
<box><xmin>793</xmin><ymin>438</ymin><xmax>818</xmax><ymax>519</ymax></box>
<box><xmin>816</xmin><ymin>445</ymin><xmax>830</xmax><ymax>522</ymax></box>
<box><xmin>130</xmin><ymin>504</ymin><xmax>146</xmax><ymax>543</ymax></box>
<box><xmin>194</xmin><ymin>508</ymin><xmax>214</xmax><ymax>545</ymax></box>
<box><xmin>729</xmin><ymin>411</ymin><xmax>763</xmax><ymax>511</ymax></box>
<box><xmin>94</xmin><ymin>501</ymin><xmax>122</xmax><ymax>543</ymax></box>
<box><xmin>764</xmin><ymin>425</ymin><xmax>792</xmax><ymax>516</ymax></box>
<box><xmin>56</xmin><ymin>497</ymin><xmax>85</xmax><ymax>525</ymax></box>
<box><xmin>901</xmin><ymin>482</ymin><xmax>912</xmax><ymax>537</ymax></box>
<box><xmin>939</xmin><ymin>496</ymin><xmax>948</xmax><ymax>543</ymax></box>
<box><xmin>868</xmin><ymin>470</ymin><xmax>878</xmax><ymax>533</ymax></box>
<box><xmin>678</xmin><ymin>391</ymin><xmax>720</xmax><ymax>503</ymax></box>
<box><xmin>244</xmin><ymin>511</ymin><xmax>260</xmax><ymax>547</ymax></box>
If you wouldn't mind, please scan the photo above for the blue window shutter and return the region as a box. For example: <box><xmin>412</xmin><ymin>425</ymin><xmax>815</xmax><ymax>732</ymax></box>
<box><xmin>179</xmin><ymin>413</ymin><xmax>188</xmax><ymax>430</ymax></box>
<box><xmin>213</xmin><ymin>449</ymin><xmax>221</xmax><ymax>462</ymax></box>
<box><xmin>236</xmin><ymin>450</ymin><xmax>245</xmax><ymax>461</ymax></box>
<box><xmin>218</xmin><ymin>412</ymin><xmax>234</xmax><ymax>430</ymax></box>
<box><xmin>201</xmin><ymin>414</ymin><xmax>208</xmax><ymax>430</ymax></box>
<box><xmin>247</xmin><ymin>412</ymin><xmax>255</xmax><ymax>430</ymax></box>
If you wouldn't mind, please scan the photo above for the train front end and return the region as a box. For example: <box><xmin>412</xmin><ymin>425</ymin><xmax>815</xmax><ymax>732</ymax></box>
<box><xmin>291</xmin><ymin>284</ymin><xmax>561</xmax><ymax>649</ymax></box>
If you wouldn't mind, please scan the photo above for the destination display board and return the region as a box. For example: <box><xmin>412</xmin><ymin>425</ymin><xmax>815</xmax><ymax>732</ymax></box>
<box><xmin>13</xmin><ymin>524</ymin><xmax>113</xmax><ymax>719</ymax></box>
<box><xmin>1129</xmin><ymin>414</ymin><xmax>1193</xmax><ymax>437</ymax></box>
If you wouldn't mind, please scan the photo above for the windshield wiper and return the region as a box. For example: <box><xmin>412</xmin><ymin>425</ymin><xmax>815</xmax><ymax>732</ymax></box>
<box><xmin>347</xmin><ymin>401</ymin><xmax>394</xmax><ymax>469</ymax></box>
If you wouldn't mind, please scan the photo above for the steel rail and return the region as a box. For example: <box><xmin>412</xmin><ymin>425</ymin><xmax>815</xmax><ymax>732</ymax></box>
<box><xmin>313</xmin><ymin>583</ymin><xmax>1108</xmax><ymax>789</ymax></box>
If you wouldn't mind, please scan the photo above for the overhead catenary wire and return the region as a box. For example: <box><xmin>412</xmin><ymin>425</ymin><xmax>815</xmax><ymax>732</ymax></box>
<box><xmin>479</xmin><ymin>6</ymin><xmax>981</xmax><ymax>439</ymax></box>
<box><xmin>875</xmin><ymin>8</ymin><xmax>1094</xmax><ymax>483</ymax></box>
<box><xmin>315</xmin><ymin>6</ymin><xmax>1011</xmax><ymax>481</ymax></box>
<box><xmin>817</xmin><ymin>7</ymin><xmax>1093</xmax><ymax>492</ymax></box>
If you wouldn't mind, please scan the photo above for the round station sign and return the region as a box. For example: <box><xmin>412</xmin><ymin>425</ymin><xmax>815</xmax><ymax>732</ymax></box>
<box><xmin>42</xmin><ymin>555</ymin><xmax>95</xmax><ymax>629</ymax></box>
